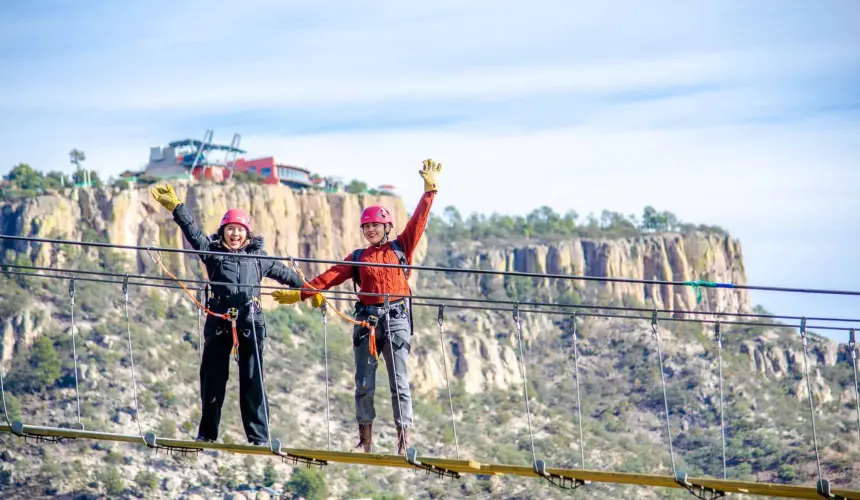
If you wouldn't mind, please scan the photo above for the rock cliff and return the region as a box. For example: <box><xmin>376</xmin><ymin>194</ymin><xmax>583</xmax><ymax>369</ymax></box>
<box><xmin>0</xmin><ymin>181</ymin><xmax>426</xmax><ymax>298</ymax></box>
<box><xmin>1</xmin><ymin>183</ymin><xmax>858</xmax><ymax>499</ymax></box>
<box><xmin>458</xmin><ymin>232</ymin><xmax>750</xmax><ymax>315</ymax></box>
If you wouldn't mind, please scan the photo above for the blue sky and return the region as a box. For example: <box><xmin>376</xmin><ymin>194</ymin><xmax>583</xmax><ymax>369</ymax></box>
<box><xmin>1</xmin><ymin>0</ymin><xmax>859</xmax><ymax>340</ymax></box>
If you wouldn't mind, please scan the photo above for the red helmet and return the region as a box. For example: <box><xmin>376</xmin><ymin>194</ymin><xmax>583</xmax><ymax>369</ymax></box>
<box><xmin>360</xmin><ymin>205</ymin><xmax>393</xmax><ymax>226</ymax></box>
<box><xmin>220</xmin><ymin>208</ymin><xmax>252</xmax><ymax>232</ymax></box>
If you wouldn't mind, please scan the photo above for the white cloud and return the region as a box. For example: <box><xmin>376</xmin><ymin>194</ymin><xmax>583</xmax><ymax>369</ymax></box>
<box><xmin>1</xmin><ymin>0</ymin><xmax>858</xmax><ymax>338</ymax></box>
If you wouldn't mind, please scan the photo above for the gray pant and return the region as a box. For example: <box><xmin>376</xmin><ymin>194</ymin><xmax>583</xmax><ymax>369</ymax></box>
<box><xmin>353</xmin><ymin>301</ymin><xmax>413</xmax><ymax>428</ymax></box>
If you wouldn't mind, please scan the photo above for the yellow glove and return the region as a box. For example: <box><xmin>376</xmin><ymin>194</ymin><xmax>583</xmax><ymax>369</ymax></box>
<box><xmin>150</xmin><ymin>184</ymin><xmax>182</xmax><ymax>211</ymax></box>
<box><xmin>310</xmin><ymin>293</ymin><xmax>324</xmax><ymax>308</ymax></box>
<box><xmin>271</xmin><ymin>289</ymin><xmax>301</xmax><ymax>305</ymax></box>
<box><xmin>419</xmin><ymin>158</ymin><xmax>442</xmax><ymax>192</ymax></box>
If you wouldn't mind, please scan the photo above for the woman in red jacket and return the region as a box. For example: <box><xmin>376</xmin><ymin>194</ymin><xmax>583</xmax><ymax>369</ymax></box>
<box><xmin>273</xmin><ymin>159</ymin><xmax>442</xmax><ymax>455</ymax></box>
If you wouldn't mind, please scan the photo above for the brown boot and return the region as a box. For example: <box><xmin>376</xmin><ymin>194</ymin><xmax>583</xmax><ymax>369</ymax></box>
<box><xmin>354</xmin><ymin>423</ymin><xmax>372</xmax><ymax>453</ymax></box>
<box><xmin>396</xmin><ymin>426</ymin><xmax>410</xmax><ymax>456</ymax></box>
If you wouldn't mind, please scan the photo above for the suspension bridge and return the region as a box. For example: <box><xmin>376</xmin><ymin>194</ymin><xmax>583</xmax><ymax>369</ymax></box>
<box><xmin>0</xmin><ymin>234</ymin><xmax>859</xmax><ymax>499</ymax></box>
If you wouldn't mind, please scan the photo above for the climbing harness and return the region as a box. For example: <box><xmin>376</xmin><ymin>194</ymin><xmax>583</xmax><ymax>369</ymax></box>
<box><xmin>227</xmin><ymin>308</ymin><xmax>239</xmax><ymax>362</ymax></box>
<box><xmin>437</xmin><ymin>305</ymin><xmax>460</xmax><ymax>458</ymax></box>
<box><xmin>350</xmin><ymin>240</ymin><xmax>415</xmax><ymax>335</ymax></box>
<box><xmin>197</xmin><ymin>285</ymin><xmax>208</xmax><ymax>361</ymax></box>
<box><xmin>570</xmin><ymin>313</ymin><xmax>585</xmax><ymax>469</ymax></box>
<box><xmin>122</xmin><ymin>277</ymin><xmax>145</xmax><ymax>440</ymax></box>
<box><xmin>68</xmin><ymin>279</ymin><xmax>84</xmax><ymax>430</ymax></box>
<box><xmin>367</xmin><ymin>314</ymin><xmax>380</xmax><ymax>362</ymax></box>
<box><xmin>714</xmin><ymin>322</ymin><xmax>727</xmax><ymax>480</ymax></box>
<box><xmin>147</xmin><ymin>248</ymin><xmax>240</xmax><ymax>363</ymax></box>
<box><xmin>321</xmin><ymin>302</ymin><xmax>332</xmax><ymax>450</ymax></box>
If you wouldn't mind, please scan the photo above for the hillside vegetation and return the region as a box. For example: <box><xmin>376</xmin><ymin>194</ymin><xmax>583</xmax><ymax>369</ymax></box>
<box><xmin>0</xmin><ymin>180</ymin><xmax>857</xmax><ymax>499</ymax></box>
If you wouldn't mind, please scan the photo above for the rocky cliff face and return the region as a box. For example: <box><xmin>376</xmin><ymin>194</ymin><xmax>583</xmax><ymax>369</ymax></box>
<box><xmin>0</xmin><ymin>181</ymin><xmax>426</xmax><ymax>295</ymax></box>
<box><xmin>2</xmin><ymin>184</ymin><xmax>857</xmax><ymax>499</ymax></box>
<box><xmin>0</xmin><ymin>182</ymin><xmax>426</xmax><ymax>366</ymax></box>
<box><xmin>457</xmin><ymin>232</ymin><xmax>750</xmax><ymax>315</ymax></box>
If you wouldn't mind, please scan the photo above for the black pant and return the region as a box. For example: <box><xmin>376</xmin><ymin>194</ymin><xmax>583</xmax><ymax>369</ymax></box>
<box><xmin>197</xmin><ymin>316</ymin><xmax>268</xmax><ymax>444</ymax></box>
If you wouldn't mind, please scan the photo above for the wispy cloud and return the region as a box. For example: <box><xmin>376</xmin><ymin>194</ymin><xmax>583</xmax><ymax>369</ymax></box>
<box><xmin>0</xmin><ymin>0</ymin><xmax>858</xmax><ymax>334</ymax></box>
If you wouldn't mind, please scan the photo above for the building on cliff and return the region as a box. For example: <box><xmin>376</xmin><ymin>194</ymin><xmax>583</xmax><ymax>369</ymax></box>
<box><xmin>141</xmin><ymin>132</ymin><xmax>342</xmax><ymax>192</ymax></box>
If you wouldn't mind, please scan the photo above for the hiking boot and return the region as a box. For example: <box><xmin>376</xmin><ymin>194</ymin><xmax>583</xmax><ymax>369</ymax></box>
<box><xmin>396</xmin><ymin>426</ymin><xmax>410</xmax><ymax>456</ymax></box>
<box><xmin>354</xmin><ymin>423</ymin><xmax>372</xmax><ymax>453</ymax></box>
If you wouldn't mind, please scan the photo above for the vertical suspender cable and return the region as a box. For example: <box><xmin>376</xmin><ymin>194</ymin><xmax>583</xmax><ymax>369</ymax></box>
<box><xmin>122</xmin><ymin>277</ymin><xmax>145</xmax><ymax>438</ymax></box>
<box><xmin>385</xmin><ymin>296</ymin><xmax>404</xmax><ymax>425</ymax></box>
<box><xmin>437</xmin><ymin>305</ymin><xmax>460</xmax><ymax>458</ymax></box>
<box><xmin>197</xmin><ymin>286</ymin><xmax>204</xmax><ymax>362</ymax></box>
<box><xmin>651</xmin><ymin>310</ymin><xmax>677</xmax><ymax>474</ymax></box>
<box><xmin>849</xmin><ymin>329</ymin><xmax>860</xmax><ymax>443</ymax></box>
<box><xmin>321</xmin><ymin>302</ymin><xmax>332</xmax><ymax>451</ymax></box>
<box><xmin>69</xmin><ymin>279</ymin><xmax>83</xmax><ymax>427</ymax></box>
<box><xmin>570</xmin><ymin>313</ymin><xmax>585</xmax><ymax>469</ymax></box>
<box><xmin>799</xmin><ymin>318</ymin><xmax>824</xmax><ymax>483</ymax></box>
<box><xmin>715</xmin><ymin>321</ymin><xmax>727</xmax><ymax>479</ymax></box>
<box><xmin>249</xmin><ymin>304</ymin><xmax>271</xmax><ymax>447</ymax></box>
<box><xmin>513</xmin><ymin>304</ymin><xmax>538</xmax><ymax>465</ymax></box>
<box><xmin>0</xmin><ymin>358</ymin><xmax>10</xmax><ymax>425</ymax></box>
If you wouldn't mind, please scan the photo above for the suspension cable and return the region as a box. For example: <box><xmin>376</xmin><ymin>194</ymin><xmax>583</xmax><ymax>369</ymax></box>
<box><xmin>196</xmin><ymin>286</ymin><xmax>204</xmax><ymax>362</ymax></box>
<box><xmin>0</xmin><ymin>357</ymin><xmax>10</xmax><ymax>425</ymax></box>
<box><xmin>5</xmin><ymin>233</ymin><xmax>860</xmax><ymax>298</ymax></box>
<box><xmin>798</xmin><ymin>318</ymin><xmax>824</xmax><ymax>484</ymax></box>
<box><xmin>69</xmin><ymin>279</ymin><xmax>83</xmax><ymax>428</ymax></box>
<box><xmin>121</xmin><ymin>277</ymin><xmax>145</xmax><ymax>439</ymax></box>
<box><xmin>437</xmin><ymin>305</ymin><xmax>460</xmax><ymax>458</ymax></box>
<box><xmin>5</xmin><ymin>267</ymin><xmax>855</xmax><ymax>347</ymax></box>
<box><xmin>850</xmin><ymin>329</ymin><xmax>860</xmax><ymax>443</ymax></box>
<box><xmin>321</xmin><ymin>302</ymin><xmax>332</xmax><ymax>451</ymax></box>
<box><xmin>512</xmin><ymin>304</ymin><xmax>538</xmax><ymax>465</ymax></box>
<box><xmin>249</xmin><ymin>304</ymin><xmax>271</xmax><ymax>448</ymax></box>
<box><xmin>286</xmin><ymin>257</ymin><xmax>371</xmax><ymax>331</ymax></box>
<box><xmin>652</xmin><ymin>310</ymin><xmax>677</xmax><ymax>475</ymax></box>
<box><xmin>714</xmin><ymin>322</ymin><xmax>727</xmax><ymax>480</ymax></box>
<box><xmin>5</xmin><ymin>265</ymin><xmax>860</xmax><ymax>332</ymax></box>
<box><xmin>5</xmin><ymin>267</ymin><xmax>857</xmax><ymax>339</ymax></box>
<box><xmin>7</xmin><ymin>263</ymin><xmax>860</xmax><ymax>326</ymax></box>
<box><xmin>570</xmin><ymin>313</ymin><xmax>585</xmax><ymax>469</ymax></box>
<box><xmin>384</xmin><ymin>295</ymin><xmax>409</xmax><ymax>451</ymax></box>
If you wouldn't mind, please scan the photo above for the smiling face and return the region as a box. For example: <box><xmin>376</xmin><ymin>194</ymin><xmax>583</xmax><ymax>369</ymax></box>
<box><xmin>223</xmin><ymin>223</ymin><xmax>248</xmax><ymax>250</ymax></box>
<box><xmin>362</xmin><ymin>222</ymin><xmax>389</xmax><ymax>245</ymax></box>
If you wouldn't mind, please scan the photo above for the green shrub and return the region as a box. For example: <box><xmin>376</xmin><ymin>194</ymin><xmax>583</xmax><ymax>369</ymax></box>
<box><xmin>285</xmin><ymin>467</ymin><xmax>327</xmax><ymax>500</ymax></box>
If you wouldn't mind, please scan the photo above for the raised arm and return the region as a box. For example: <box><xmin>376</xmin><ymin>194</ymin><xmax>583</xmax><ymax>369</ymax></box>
<box><xmin>172</xmin><ymin>203</ymin><xmax>211</xmax><ymax>252</ymax></box>
<box><xmin>151</xmin><ymin>184</ymin><xmax>210</xmax><ymax>251</ymax></box>
<box><xmin>395</xmin><ymin>191</ymin><xmax>435</xmax><ymax>257</ymax></box>
<box><xmin>262</xmin><ymin>258</ymin><xmax>303</xmax><ymax>288</ymax></box>
<box><xmin>299</xmin><ymin>258</ymin><xmax>354</xmax><ymax>300</ymax></box>
<box><xmin>395</xmin><ymin>158</ymin><xmax>442</xmax><ymax>257</ymax></box>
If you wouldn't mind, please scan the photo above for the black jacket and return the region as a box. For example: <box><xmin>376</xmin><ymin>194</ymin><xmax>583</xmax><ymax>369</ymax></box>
<box><xmin>172</xmin><ymin>203</ymin><xmax>303</xmax><ymax>318</ymax></box>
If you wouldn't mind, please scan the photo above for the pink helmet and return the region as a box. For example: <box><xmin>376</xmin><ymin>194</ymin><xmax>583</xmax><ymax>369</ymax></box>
<box><xmin>360</xmin><ymin>205</ymin><xmax>393</xmax><ymax>226</ymax></box>
<box><xmin>220</xmin><ymin>208</ymin><xmax>252</xmax><ymax>232</ymax></box>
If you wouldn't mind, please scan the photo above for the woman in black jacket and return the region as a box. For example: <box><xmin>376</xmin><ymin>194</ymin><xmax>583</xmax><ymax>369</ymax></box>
<box><xmin>150</xmin><ymin>184</ymin><xmax>321</xmax><ymax>445</ymax></box>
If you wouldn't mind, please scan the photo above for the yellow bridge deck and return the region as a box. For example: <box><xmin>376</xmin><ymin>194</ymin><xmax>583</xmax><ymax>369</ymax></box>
<box><xmin>2</xmin><ymin>422</ymin><xmax>857</xmax><ymax>499</ymax></box>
